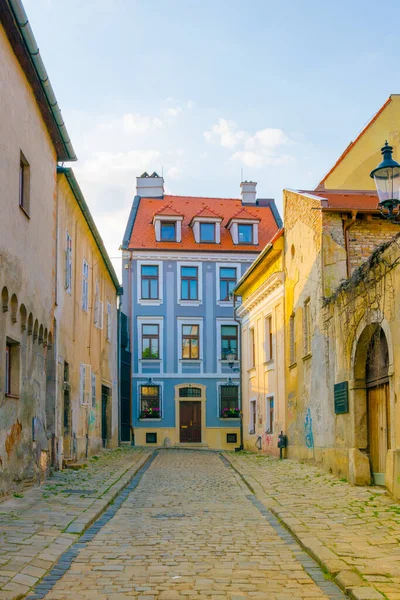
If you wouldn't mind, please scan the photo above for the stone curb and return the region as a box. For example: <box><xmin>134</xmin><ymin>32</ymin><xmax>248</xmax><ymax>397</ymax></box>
<box><xmin>222</xmin><ymin>453</ymin><xmax>385</xmax><ymax>600</ymax></box>
<box><xmin>3</xmin><ymin>450</ymin><xmax>153</xmax><ymax>600</ymax></box>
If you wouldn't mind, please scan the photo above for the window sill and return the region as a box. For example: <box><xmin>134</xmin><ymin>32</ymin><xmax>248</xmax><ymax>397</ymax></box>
<box><xmin>180</xmin><ymin>359</ymin><xmax>202</xmax><ymax>363</ymax></box>
<box><xmin>289</xmin><ymin>362</ymin><xmax>297</xmax><ymax>370</ymax></box>
<box><xmin>138</xmin><ymin>299</ymin><xmax>163</xmax><ymax>306</ymax></box>
<box><xmin>5</xmin><ymin>393</ymin><xmax>19</xmax><ymax>399</ymax></box>
<box><xmin>264</xmin><ymin>359</ymin><xmax>275</xmax><ymax>370</ymax></box>
<box><xmin>19</xmin><ymin>205</ymin><xmax>30</xmax><ymax>219</ymax></box>
<box><xmin>302</xmin><ymin>352</ymin><xmax>312</xmax><ymax>362</ymax></box>
<box><xmin>139</xmin><ymin>418</ymin><xmax>162</xmax><ymax>422</ymax></box>
<box><xmin>139</xmin><ymin>358</ymin><xmax>161</xmax><ymax>362</ymax></box>
<box><xmin>219</xmin><ymin>416</ymin><xmax>240</xmax><ymax>420</ymax></box>
<box><xmin>178</xmin><ymin>300</ymin><xmax>202</xmax><ymax>306</ymax></box>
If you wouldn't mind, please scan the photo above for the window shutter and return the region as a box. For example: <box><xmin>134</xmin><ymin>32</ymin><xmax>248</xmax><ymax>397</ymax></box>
<box><xmin>99</xmin><ymin>301</ymin><xmax>104</xmax><ymax>329</ymax></box>
<box><xmin>80</xmin><ymin>364</ymin><xmax>84</xmax><ymax>404</ymax></box>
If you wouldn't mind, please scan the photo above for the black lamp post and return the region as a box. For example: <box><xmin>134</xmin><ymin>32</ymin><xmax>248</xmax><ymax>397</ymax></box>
<box><xmin>370</xmin><ymin>141</ymin><xmax>400</xmax><ymax>221</ymax></box>
<box><xmin>225</xmin><ymin>350</ymin><xmax>243</xmax><ymax>451</ymax></box>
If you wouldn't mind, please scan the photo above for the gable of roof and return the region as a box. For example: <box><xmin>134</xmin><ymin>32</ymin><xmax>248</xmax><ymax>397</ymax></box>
<box><xmin>227</xmin><ymin>207</ymin><xmax>261</xmax><ymax>225</ymax></box>
<box><xmin>189</xmin><ymin>206</ymin><xmax>223</xmax><ymax>224</ymax></box>
<box><xmin>57</xmin><ymin>167</ymin><xmax>121</xmax><ymax>293</ymax></box>
<box><xmin>127</xmin><ymin>194</ymin><xmax>281</xmax><ymax>252</ymax></box>
<box><xmin>154</xmin><ymin>204</ymin><xmax>183</xmax><ymax>217</ymax></box>
<box><xmin>1</xmin><ymin>0</ymin><xmax>76</xmax><ymax>161</ymax></box>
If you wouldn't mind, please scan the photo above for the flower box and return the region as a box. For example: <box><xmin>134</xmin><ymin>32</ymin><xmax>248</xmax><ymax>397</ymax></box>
<box><xmin>140</xmin><ymin>409</ymin><xmax>161</xmax><ymax>419</ymax></box>
<box><xmin>220</xmin><ymin>409</ymin><xmax>241</xmax><ymax>418</ymax></box>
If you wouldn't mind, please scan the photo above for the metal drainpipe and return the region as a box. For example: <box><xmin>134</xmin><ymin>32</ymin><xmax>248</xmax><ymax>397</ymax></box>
<box><xmin>343</xmin><ymin>210</ymin><xmax>357</xmax><ymax>278</ymax></box>
<box><xmin>117</xmin><ymin>294</ymin><xmax>122</xmax><ymax>445</ymax></box>
<box><xmin>233</xmin><ymin>294</ymin><xmax>244</xmax><ymax>451</ymax></box>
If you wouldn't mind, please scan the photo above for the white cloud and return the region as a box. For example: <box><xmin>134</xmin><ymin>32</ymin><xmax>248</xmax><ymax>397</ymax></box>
<box><xmin>167</xmin><ymin>166</ymin><xmax>181</xmax><ymax>180</ymax></box>
<box><xmin>165</xmin><ymin>107</ymin><xmax>182</xmax><ymax>118</ymax></box>
<box><xmin>231</xmin><ymin>151</ymin><xmax>293</xmax><ymax>168</ymax></box>
<box><xmin>78</xmin><ymin>149</ymin><xmax>161</xmax><ymax>182</ymax></box>
<box><xmin>204</xmin><ymin>118</ymin><xmax>247</xmax><ymax>149</ymax></box>
<box><xmin>245</xmin><ymin>128</ymin><xmax>289</xmax><ymax>150</ymax></box>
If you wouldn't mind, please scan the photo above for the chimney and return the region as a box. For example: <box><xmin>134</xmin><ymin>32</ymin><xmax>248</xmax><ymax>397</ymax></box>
<box><xmin>241</xmin><ymin>181</ymin><xmax>257</xmax><ymax>204</ymax></box>
<box><xmin>136</xmin><ymin>171</ymin><xmax>164</xmax><ymax>198</ymax></box>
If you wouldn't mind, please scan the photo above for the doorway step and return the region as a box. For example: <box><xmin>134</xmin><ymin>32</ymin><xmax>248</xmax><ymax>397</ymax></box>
<box><xmin>173</xmin><ymin>443</ymin><xmax>209</xmax><ymax>450</ymax></box>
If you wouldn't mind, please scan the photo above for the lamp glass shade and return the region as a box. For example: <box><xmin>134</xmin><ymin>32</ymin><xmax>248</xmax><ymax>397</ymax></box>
<box><xmin>226</xmin><ymin>351</ymin><xmax>236</xmax><ymax>364</ymax></box>
<box><xmin>373</xmin><ymin>166</ymin><xmax>400</xmax><ymax>206</ymax></box>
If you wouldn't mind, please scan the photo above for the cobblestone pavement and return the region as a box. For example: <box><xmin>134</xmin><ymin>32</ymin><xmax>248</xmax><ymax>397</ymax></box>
<box><xmin>23</xmin><ymin>450</ymin><xmax>347</xmax><ymax>600</ymax></box>
<box><xmin>225</xmin><ymin>452</ymin><xmax>400</xmax><ymax>600</ymax></box>
<box><xmin>0</xmin><ymin>447</ymin><xmax>150</xmax><ymax>600</ymax></box>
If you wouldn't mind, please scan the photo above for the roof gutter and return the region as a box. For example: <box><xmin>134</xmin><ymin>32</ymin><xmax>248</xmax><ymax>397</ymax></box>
<box><xmin>8</xmin><ymin>0</ymin><xmax>76</xmax><ymax>161</ymax></box>
<box><xmin>57</xmin><ymin>167</ymin><xmax>122</xmax><ymax>293</ymax></box>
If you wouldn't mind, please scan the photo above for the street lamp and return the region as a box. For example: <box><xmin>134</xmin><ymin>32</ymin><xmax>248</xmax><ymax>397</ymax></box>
<box><xmin>225</xmin><ymin>349</ymin><xmax>237</xmax><ymax>371</ymax></box>
<box><xmin>370</xmin><ymin>141</ymin><xmax>400</xmax><ymax>221</ymax></box>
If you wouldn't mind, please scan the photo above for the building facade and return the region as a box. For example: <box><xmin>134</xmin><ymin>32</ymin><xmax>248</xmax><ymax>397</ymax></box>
<box><xmin>55</xmin><ymin>168</ymin><xmax>121</xmax><ymax>464</ymax></box>
<box><xmin>0</xmin><ymin>0</ymin><xmax>75</xmax><ymax>494</ymax></box>
<box><xmin>121</xmin><ymin>173</ymin><xmax>281</xmax><ymax>450</ymax></box>
<box><xmin>234</xmin><ymin>229</ymin><xmax>285</xmax><ymax>455</ymax></box>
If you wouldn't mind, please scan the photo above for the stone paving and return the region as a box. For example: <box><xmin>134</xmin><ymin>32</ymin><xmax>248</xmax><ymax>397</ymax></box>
<box><xmin>0</xmin><ymin>447</ymin><xmax>150</xmax><ymax>600</ymax></box>
<box><xmin>225</xmin><ymin>452</ymin><xmax>400</xmax><ymax>600</ymax></box>
<box><xmin>24</xmin><ymin>450</ymin><xmax>346</xmax><ymax>600</ymax></box>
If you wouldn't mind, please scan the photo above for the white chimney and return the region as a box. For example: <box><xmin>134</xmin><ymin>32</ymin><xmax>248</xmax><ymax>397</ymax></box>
<box><xmin>240</xmin><ymin>181</ymin><xmax>257</xmax><ymax>204</ymax></box>
<box><xmin>136</xmin><ymin>171</ymin><xmax>164</xmax><ymax>198</ymax></box>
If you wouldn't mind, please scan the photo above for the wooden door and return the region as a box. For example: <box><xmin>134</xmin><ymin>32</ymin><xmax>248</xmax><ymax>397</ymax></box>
<box><xmin>101</xmin><ymin>386</ymin><xmax>109</xmax><ymax>447</ymax></box>
<box><xmin>180</xmin><ymin>401</ymin><xmax>201</xmax><ymax>443</ymax></box>
<box><xmin>368</xmin><ymin>383</ymin><xmax>389</xmax><ymax>476</ymax></box>
<box><xmin>63</xmin><ymin>390</ymin><xmax>71</xmax><ymax>458</ymax></box>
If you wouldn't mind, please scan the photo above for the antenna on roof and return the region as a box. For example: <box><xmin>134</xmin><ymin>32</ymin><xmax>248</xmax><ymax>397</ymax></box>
<box><xmin>162</xmin><ymin>166</ymin><xmax>164</xmax><ymax>178</ymax></box>
<box><xmin>241</xmin><ymin>167</ymin><xmax>243</xmax><ymax>182</ymax></box>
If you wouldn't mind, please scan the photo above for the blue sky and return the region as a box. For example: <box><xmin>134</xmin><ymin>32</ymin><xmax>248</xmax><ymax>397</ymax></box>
<box><xmin>23</xmin><ymin>0</ymin><xmax>400</xmax><ymax>273</ymax></box>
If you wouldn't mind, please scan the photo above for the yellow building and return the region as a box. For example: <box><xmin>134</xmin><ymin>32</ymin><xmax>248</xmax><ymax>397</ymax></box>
<box><xmin>234</xmin><ymin>230</ymin><xmax>285</xmax><ymax>454</ymax></box>
<box><xmin>55</xmin><ymin>168</ymin><xmax>122</xmax><ymax>463</ymax></box>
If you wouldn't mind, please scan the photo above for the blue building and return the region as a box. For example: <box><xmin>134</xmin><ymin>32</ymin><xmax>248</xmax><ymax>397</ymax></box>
<box><xmin>121</xmin><ymin>173</ymin><xmax>281</xmax><ymax>449</ymax></box>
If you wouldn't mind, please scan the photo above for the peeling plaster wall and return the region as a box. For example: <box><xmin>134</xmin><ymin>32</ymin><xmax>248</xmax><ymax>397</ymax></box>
<box><xmin>0</xmin><ymin>25</ymin><xmax>57</xmax><ymax>495</ymax></box>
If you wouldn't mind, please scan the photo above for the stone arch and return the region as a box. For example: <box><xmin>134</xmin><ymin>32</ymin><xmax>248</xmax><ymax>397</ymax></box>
<box><xmin>1</xmin><ymin>286</ymin><xmax>9</xmax><ymax>312</ymax></box>
<box><xmin>10</xmin><ymin>294</ymin><xmax>18</xmax><ymax>323</ymax></box>
<box><xmin>38</xmin><ymin>324</ymin><xmax>44</xmax><ymax>345</ymax></box>
<box><xmin>27</xmin><ymin>313</ymin><xmax>33</xmax><ymax>335</ymax></box>
<box><xmin>33</xmin><ymin>319</ymin><xmax>39</xmax><ymax>341</ymax></box>
<box><xmin>47</xmin><ymin>331</ymin><xmax>53</xmax><ymax>348</ymax></box>
<box><xmin>19</xmin><ymin>304</ymin><xmax>27</xmax><ymax>331</ymax></box>
<box><xmin>43</xmin><ymin>328</ymin><xmax>48</xmax><ymax>347</ymax></box>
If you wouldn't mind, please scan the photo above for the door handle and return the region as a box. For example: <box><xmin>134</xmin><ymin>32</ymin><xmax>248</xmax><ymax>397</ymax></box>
<box><xmin>190</xmin><ymin>421</ymin><xmax>192</xmax><ymax>426</ymax></box>
<box><xmin>181</xmin><ymin>425</ymin><xmax>188</xmax><ymax>429</ymax></box>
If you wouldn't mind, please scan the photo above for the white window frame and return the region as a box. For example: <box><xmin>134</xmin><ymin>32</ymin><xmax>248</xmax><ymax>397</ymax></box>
<box><xmin>177</xmin><ymin>317</ymin><xmax>203</xmax><ymax>373</ymax></box>
<box><xmin>65</xmin><ymin>232</ymin><xmax>72</xmax><ymax>294</ymax></box>
<box><xmin>82</xmin><ymin>259</ymin><xmax>89</xmax><ymax>312</ymax></box>
<box><xmin>80</xmin><ymin>363</ymin><xmax>91</xmax><ymax>405</ymax></box>
<box><xmin>177</xmin><ymin>261</ymin><xmax>203</xmax><ymax>306</ymax></box>
<box><xmin>228</xmin><ymin>220</ymin><xmax>259</xmax><ymax>245</ymax></box>
<box><xmin>137</xmin><ymin>316</ymin><xmax>164</xmax><ymax>374</ymax></box>
<box><xmin>91</xmin><ymin>372</ymin><xmax>96</xmax><ymax>408</ymax></box>
<box><xmin>266</xmin><ymin>395</ymin><xmax>274</xmax><ymax>434</ymax></box>
<box><xmin>137</xmin><ymin>380</ymin><xmax>164</xmax><ymax>420</ymax></box>
<box><xmin>216</xmin><ymin>318</ymin><xmax>240</xmax><ymax>372</ymax></box>
<box><xmin>106</xmin><ymin>302</ymin><xmax>112</xmax><ymax>341</ymax></box>
<box><xmin>191</xmin><ymin>217</ymin><xmax>222</xmax><ymax>244</ymax></box>
<box><xmin>216</xmin><ymin>263</ymin><xmax>240</xmax><ymax>306</ymax></box>
<box><xmin>137</xmin><ymin>260</ymin><xmax>163</xmax><ymax>305</ymax></box>
<box><xmin>98</xmin><ymin>300</ymin><xmax>104</xmax><ymax>329</ymax></box>
<box><xmin>249</xmin><ymin>398</ymin><xmax>257</xmax><ymax>434</ymax></box>
<box><xmin>154</xmin><ymin>215</ymin><xmax>183</xmax><ymax>242</ymax></box>
<box><xmin>264</xmin><ymin>314</ymin><xmax>273</xmax><ymax>363</ymax></box>
<box><xmin>216</xmin><ymin>379</ymin><xmax>240</xmax><ymax>418</ymax></box>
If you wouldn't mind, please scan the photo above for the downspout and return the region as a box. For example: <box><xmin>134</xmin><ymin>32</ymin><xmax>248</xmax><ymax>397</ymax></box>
<box><xmin>343</xmin><ymin>210</ymin><xmax>357</xmax><ymax>278</ymax></box>
<box><xmin>233</xmin><ymin>294</ymin><xmax>244</xmax><ymax>451</ymax></box>
<box><xmin>117</xmin><ymin>294</ymin><xmax>122</xmax><ymax>444</ymax></box>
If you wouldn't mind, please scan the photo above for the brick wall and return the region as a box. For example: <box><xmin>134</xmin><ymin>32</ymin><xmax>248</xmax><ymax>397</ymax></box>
<box><xmin>348</xmin><ymin>217</ymin><xmax>398</xmax><ymax>274</ymax></box>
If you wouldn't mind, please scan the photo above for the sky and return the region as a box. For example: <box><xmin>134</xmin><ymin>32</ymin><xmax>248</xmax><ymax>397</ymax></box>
<box><xmin>23</xmin><ymin>0</ymin><xmax>400</xmax><ymax>278</ymax></box>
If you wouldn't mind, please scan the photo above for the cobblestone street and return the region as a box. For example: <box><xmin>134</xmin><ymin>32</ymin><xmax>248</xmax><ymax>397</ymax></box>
<box><xmin>23</xmin><ymin>450</ymin><xmax>344</xmax><ymax>600</ymax></box>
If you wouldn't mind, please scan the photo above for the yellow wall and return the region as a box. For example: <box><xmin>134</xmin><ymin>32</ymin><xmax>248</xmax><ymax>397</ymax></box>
<box><xmin>55</xmin><ymin>175</ymin><xmax>119</xmax><ymax>461</ymax></box>
<box><xmin>320</xmin><ymin>95</ymin><xmax>400</xmax><ymax>190</ymax></box>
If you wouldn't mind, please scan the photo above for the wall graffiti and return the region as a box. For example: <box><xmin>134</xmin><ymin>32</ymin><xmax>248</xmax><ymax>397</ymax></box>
<box><xmin>88</xmin><ymin>410</ymin><xmax>96</xmax><ymax>431</ymax></box>
<box><xmin>304</xmin><ymin>407</ymin><xmax>314</xmax><ymax>449</ymax></box>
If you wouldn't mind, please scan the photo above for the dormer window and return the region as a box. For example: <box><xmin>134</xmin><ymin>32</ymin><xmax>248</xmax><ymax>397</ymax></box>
<box><xmin>238</xmin><ymin>224</ymin><xmax>253</xmax><ymax>244</ymax></box>
<box><xmin>161</xmin><ymin>221</ymin><xmax>176</xmax><ymax>241</ymax></box>
<box><xmin>200</xmin><ymin>223</ymin><xmax>215</xmax><ymax>243</ymax></box>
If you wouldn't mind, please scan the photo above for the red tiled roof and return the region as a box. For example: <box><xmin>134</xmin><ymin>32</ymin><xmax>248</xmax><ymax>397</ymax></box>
<box><xmin>190</xmin><ymin>206</ymin><xmax>223</xmax><ymax>222</ymax></box>
<box><xmin>154</xmin><ymin>204</ymin><xmax>183</xmax><ymax>217</ymax></box>
<box><xmin>304</xmin><ymin>190</ymin><xmax>379</xmax><ymax>210</ymax></box>
<box><xmin>318</xmin><ymin>97</ymin><xmax>392</xmax><ymax>187</ymax></box>
<box><xmin>129</xmin><ymin>194</ymin><xmax>280</xmax><ymax>251</ymax></box>
<box><xmin>227</xmin><ymin>207</ymin><xmax>261</xmax><ymax>225</ymax></box>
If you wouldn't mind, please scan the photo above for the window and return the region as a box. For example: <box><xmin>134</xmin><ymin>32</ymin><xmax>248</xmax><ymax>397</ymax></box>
<box><xmin>94</xmin><ymin>280</ymin><xmax>103</xmax><ymax>328</ymax></box>
<box><xmin>266</xmin><ymin>396</ymin><xmax>274</xmax><ymax>433</ymax></box>
<box><xmin>106</xmin><ymin>302</ymin><xmax>112</xmax><ymax>341</ymax></box>
<box><xmin>161</xmin><ymin>221</ymin><xmax>176</xmax><ymax>241</ymax></box>
<box><xmin>249</xmin><ymin>399</ymin><xmax>257</xmax><ymax>434</ymax></box>
<box><xmin>5</xmin><ymin>340</ymin><xmax>20</xmax><ymax>398</ymax></box>
<box><xmin>140</xmin><ymin>385</ymin><xmax>161</xmax><ymax>418</ymax></box>
<box><xmin>80</xmin><ymin>364</ymin><xmax>91</xmax><ymax>404</ymax></box>
<box><xmin>19</xmin><ymin>152</ymin><xmax>30</xmax><ymax>215</ymax></box>
<box><xmin>182</xmin><ymin>325</ymin><xmax>199</xmax><ymax>359</ymax></box>
<box><xmin>289</xmin><ymin>314</ymin><xmax>296</xmax><ymax>364</ymax></box>
<box><xmin>82</xmin><ymin>260</ymin><xmax>89</xmax><ymax>311</ymax></box>
<box><xmin>221</xmin><ymin>325</ymin><xmax>238</xmax><ymax>360</ymax></box>
<box><xmin>220</xmin><ymin>383</ymin><xmax>239</xmax><ymax>416</ymax></box>
<box><xmin>249</xmin><ymin>327</ymin><xmax>255</xmax><ymax>368</ymax></box>
<box><xmin>179</xmin><ymin>387</ymin><xmax>202</xmax><ymax>397</ymax></box>
<box><xmin>146</xmin><ymin>432</ymin><xmax>158</xmax><ymax>443</ymax></box>
<box><xmin>142</xmin><ymin>324</ymin><xmax>159</xmax><ymax>359</ymax></box>
<box><xmin>200</xmin><ymin>222</ymin><xmax>215</xmax><ymax>243</ymax></box>
<box><xmin>141</xmin><ymin>265</ymin><xmax>159</xmax><ymax>299</ymax></box>
<box><xmin>265</xmin><ymin>316</ymin><xmax>273</xmax><ymax>362</ymax></box>
<box><xmin>227</xmin><ymin>433</ymin><xmax>237</xmax><ymax>444</ymax></box>
<box><xmin>303</xmin><ymin>299</ymin><xmax>311</xmax><ymax>355</ymax></box>
<box><xmin>65</xmin><ymin>232</ymin><xmax>72</xmax><ymax>293</ymax></box>
<box><xmin>181</xmin><ymin>266</ymin><xmax>198</xmax><ymax>300</ymax></box>
<box><xmin>220</xmin><ymin>267</ymin><xmax>237</xmax><ymax>301</ymax></box>
<box><xmin>91</xmin><ymin>373</ymin><xmax>96</xmax><ymax>408</ymax></box>
<box><xmin>238</xmin><ymin>224</ymin><xmax>253</xmax><ymax>244</ymax></box>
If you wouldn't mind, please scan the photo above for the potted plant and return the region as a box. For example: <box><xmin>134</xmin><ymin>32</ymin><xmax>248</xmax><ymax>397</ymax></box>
<box><xmin>139</xmin><ymin>407</ymin><xmax>161</xmax><ymax>419</ymax></box>
<box><xmin>220</xmin><ymin>407</ymin><xmax>241</xmax><ymax>418</ymax></box>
